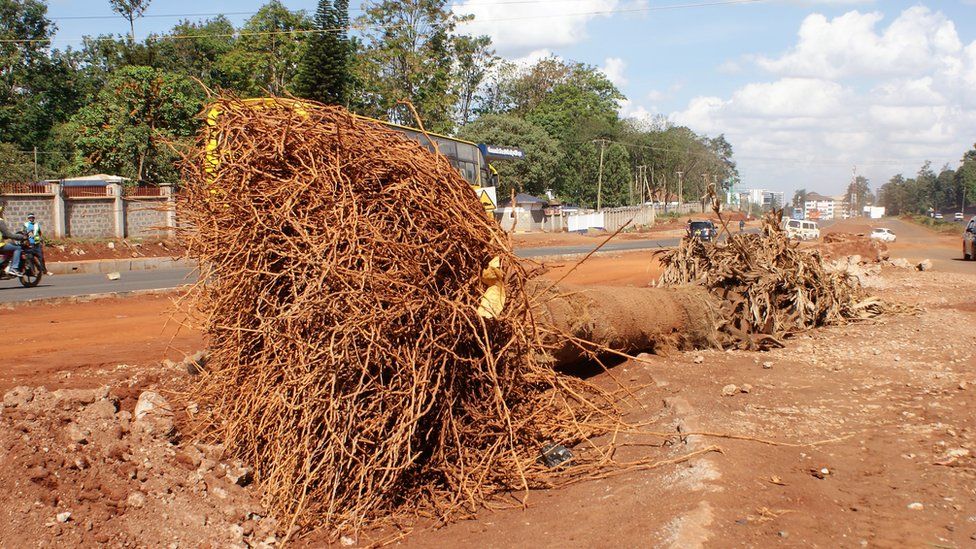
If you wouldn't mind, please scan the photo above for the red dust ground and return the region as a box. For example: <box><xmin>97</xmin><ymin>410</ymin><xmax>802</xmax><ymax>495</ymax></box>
<box><xmin>1</xmin><ymin>219</ymin><xmax>974</xmax><ymax>547</ymax></box>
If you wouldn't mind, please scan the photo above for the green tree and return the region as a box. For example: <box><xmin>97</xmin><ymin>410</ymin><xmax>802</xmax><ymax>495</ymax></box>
<box><xmin>934</xmin><ymin>166</ymin><xmax>956</xmax><ymax>210</ymax></box>
<box><xmin>956</xmin><ymin>145</ymin><xmax>976</xmax><ymax>210</ymax></box>
<box><xmin>0</xmin><ymin>0</ymin><xmax>58</xmax><ymax>148</ymax></box>
<box><xmin>294</xmin><ymin>0</ymin><xmax>350</xmax><ymax>105</ymax></box>
<box><xmin>218</xmin><ymin>1</ymin><xmax>313</xmax><ymax>96</ymax></box>
<box><xmin>598</xmin><ymin>143</ymin><xmax>632</xmax><ymax>208</ymax></box>
<box><xmin>109</xmin><ymin>0</ymin><xmax>152</xmax><ymax>41</ymax></box>
<box><xmin>558</xmin><ymin>140</ymin><xmax>599</xmax><ymax>207</ymax></box>
<box><xmin>451</xmin><ymin>34</ymin><xmax>496</xmax><ymax>125</ymax></box>
<box><xmin>154</xmin><ymin>16</ymin><xmax>237</xmax><ymax>89</ymax></box>
<box><xmin>792</xmin><ymin>189</ymin><xmax>807</xmax><ymax>208</ymax></box>
<box><xmin>355</xmin><ymin>0</ymin><xmax>458</xmax><ymax>132</ymax></box>
<box><xmin>71</xmin><ymin>66</ymin><xmax>201</xmax><ymax>182</ymax></box>
<box><xmin>457</xmin><ymin>114</ymin><xmax>559</xmax><ymax>198</ymax></box>
<box><xmin>0</xmin><ymin>142</ymin><xmax>35</xmax><ymax>183</ymax></box>
<box><xmin>708</xmin><ymin>134</ymin><xmax>738</xmax><ymax>191</ymax></box>
<box><xmin>845</xmin><ymin>175</ymin><xmax>872</xmax><ymax>213</ymax></box>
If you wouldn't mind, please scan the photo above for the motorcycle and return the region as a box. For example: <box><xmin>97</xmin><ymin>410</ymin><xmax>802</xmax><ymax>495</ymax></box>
<box><xmin>0</xmin><ymin>240</ymin><xmax>43</xmax><ymax>288</ymax></box>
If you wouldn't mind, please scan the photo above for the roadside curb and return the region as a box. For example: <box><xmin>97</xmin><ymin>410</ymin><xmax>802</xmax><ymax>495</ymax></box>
<box><xmin>48</xmin><ymin>257</ymin><xmax>193</xmax><ymax>275</ymax></box>
<box><xmin>0</xmin><ymin>286</ymin><xmax>186</xmax><ymax>309</ymax></box>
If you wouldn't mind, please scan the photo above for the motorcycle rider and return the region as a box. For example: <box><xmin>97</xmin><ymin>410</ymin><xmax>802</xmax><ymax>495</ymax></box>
<box><xmin>0</xmin><ymin>215</ymin><xmax>27</xmax><ymax>276</ymax></box>
<box><xmin>23</xmin><ymin>213</ymin><xmax>51</xmax><ymax>275</ymax></box>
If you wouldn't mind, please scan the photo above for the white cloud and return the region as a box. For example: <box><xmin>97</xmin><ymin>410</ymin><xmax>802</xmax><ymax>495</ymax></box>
<box><xmin>510</xmin><ymin>49</ymin><xmax>558</xmax><ymax>68</ymax></box>
<box><xmin>671</xmin><ymin>6</ymin><xmax>976</xmax><ymax>194</ymax></box>
<box><xmin>452</xmin><ymin>0</ymin><xmax>621</xmax><ymax>57</ymax></box>
<box><xmin>600</xmin><ymin>57</ymin><xmax>628</xmax><ymax>87</ymax></box>
<box><xmin>756</xmin><ymin>8</ymin><xmax>963</xmax><ymax>80</ymax></box>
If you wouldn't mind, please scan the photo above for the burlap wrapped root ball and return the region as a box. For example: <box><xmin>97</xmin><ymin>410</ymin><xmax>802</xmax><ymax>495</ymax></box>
<box><xmin>178</xmin><ymin>98</ymin><xmax>614</xmax><ymax>537</ymax></box>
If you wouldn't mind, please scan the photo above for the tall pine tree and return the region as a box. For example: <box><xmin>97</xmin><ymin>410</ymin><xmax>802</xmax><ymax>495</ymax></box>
<box><xmin>294</xmin><ymin>0</ymin><xmax>349</xmax><ymax>105</ymax></box>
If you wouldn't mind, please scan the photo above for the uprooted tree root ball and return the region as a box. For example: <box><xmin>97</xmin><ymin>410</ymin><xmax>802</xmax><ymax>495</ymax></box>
<box><xmin>656</xmin><ymin>211</ymin><xmax>906</xmax><ymax>350</ymax></box>
<box><xmin>177</xmin><ymin>97</ymin><xmax>631</xmax><ymax>539</ymax></box>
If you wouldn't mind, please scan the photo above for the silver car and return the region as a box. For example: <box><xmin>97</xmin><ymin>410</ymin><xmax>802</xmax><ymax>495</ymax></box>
<box><xmin>964</xmin><ymin>217</ymin><xmax>976</xmax><ymax>260</ymax></box>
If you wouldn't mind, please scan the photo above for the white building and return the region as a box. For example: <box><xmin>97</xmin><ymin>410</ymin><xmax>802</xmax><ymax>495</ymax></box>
<box><xmin>803</xmin><ymin>192</ymin><xmax>845</xmax><ymax>220</ymax></box>
<box><xmin>742</xmin><ymin>189</ymin><xmax>785</xmax><ymax>211</ymax></box>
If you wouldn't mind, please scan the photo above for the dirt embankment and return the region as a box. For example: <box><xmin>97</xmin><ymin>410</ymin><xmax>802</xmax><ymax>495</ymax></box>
<box><xmin>44</xmin><ymin>240</ymin><xmax>182</xmax><ymax>263</ymax></box>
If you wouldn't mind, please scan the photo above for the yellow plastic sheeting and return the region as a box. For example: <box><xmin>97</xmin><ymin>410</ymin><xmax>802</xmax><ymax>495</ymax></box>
<box><xmin>477</xmin><ymin>256</ymin><xmax>506</xmax><ymax>319</ymax></box>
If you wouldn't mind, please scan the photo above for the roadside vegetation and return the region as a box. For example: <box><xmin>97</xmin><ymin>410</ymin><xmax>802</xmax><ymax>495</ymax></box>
<box><xmin>902</xmin><ymin>214</ymin><xmax>964</xmax><ymax>234</ymax></box>
<box><xmin>0</xmin><ymin>0</ymin><xmax>738</xmax><ymax>208</ymax></box>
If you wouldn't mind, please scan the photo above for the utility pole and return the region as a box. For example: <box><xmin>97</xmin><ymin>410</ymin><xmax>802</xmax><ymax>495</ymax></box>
<box><xmin>33</xmin><ymin>146</ymin><xmax>38</xmax><ymax>182</ymax></box>
<box><xmin>630</xmin><ymin>167</ymin><xmax>637</xmax><ymax>206</ymax></box>
<box><xmin>675</xmin><ymin>171</ymin><xmax>684</xmax><ymax>208</ymax></box>
<box><xmin>850</xmin><ymin>165</ymin><xmax>857</xmax><ymax>218</ymax></box>
<box><xmin>594</xmin><ymin>139</ymin><xmax>608</xmax><ymax>210</ymax></box>
<box><xmin>649</xmin><ymin>169</ymin><xmax>655</xmax><ymax>205</ymax></box>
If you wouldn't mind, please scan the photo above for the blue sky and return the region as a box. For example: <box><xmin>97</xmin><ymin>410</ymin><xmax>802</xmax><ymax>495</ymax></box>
<box><xmin>45</xmin><ymin>1</ymin><xmax>976</xmax><ymax>196</ymax></box>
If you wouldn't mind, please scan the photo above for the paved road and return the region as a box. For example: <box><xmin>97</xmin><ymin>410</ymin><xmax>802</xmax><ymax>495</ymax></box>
<box><xmin>0</xmin><ymin>267</ymin><xmax>195</xmax><ymax>304</ymax></box>
<box><xmin>2</xmin><ymin>230</ymin><xmax>759</xmax><ymax>303</ymax></box>
<box><xmin>827</xmin><ymin>217</ymin><xmax>973</xmax><ymax>274</ymax></box>
<box><xmin>516</xmin><ymin>237</ymin><xmax>681</xmax><ymax>258</ymax></box>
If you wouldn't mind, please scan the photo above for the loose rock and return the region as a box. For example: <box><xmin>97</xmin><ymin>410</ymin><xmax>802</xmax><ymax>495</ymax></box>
<box><xmin>133</xmin><ymin>391</ymin><xmax>175</xmax><ymax>439</ymax></box>
<box><xmin>127</xmin><ymin>491</ymin><xmax>147</xmax><ymax>508</ymax></box>
<box><xmin>722</xmin><ymin>384</ymin><xmax>738</xmax><ymax>396</ymax></box>
<box><xmin>693</xmin><ymin>355</ymin><xmax>704</xmax><ymax>364</ymax></box>
<box><xmin>3</xmin><ymin>386</ymin><xmax>33</xmax><ymax>408</ymax></box>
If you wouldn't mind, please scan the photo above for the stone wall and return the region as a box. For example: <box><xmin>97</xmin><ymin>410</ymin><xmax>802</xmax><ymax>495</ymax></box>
<box><xmin>64</xmin><ymin>198</ymin><xmax>117</xmax><ymax>239</ymax></box>
<box><xmin>0</xmin><ymin>196</ymin><xmax>55</xmax><ymax>233</ymax></box>
<box><xmin>124</xmin><ymin>198</ymin><xmax>169</xmax><ymax>238</ymax></box>
<box><xmin>0</xmin><ymin>183</ymin><xmax>176</xmax><ymax>240</ymax></box>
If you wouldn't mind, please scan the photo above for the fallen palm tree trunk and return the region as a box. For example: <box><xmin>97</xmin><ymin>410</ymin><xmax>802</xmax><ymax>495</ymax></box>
<box><xmin>531</xmin><ymin>282</ymin><xmax>723</xmax><ymax>364</ymax></box>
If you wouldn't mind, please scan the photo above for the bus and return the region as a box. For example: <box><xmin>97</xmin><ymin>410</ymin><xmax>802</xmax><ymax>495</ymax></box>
<box><xmin>206</xmin><ymin>99</ymin><xmax>499</xmax><ymax>214</ymax></box>
<box><xmin>365</xmin><ymin>118</ymin><xmax>497</xmax><ymax>213</ymax></box>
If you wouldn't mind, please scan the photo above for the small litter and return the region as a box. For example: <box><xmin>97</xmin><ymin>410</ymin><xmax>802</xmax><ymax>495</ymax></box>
<box><xmin>539</xmin><ymin>443</ymin><xmax>573</xmax><ymax>468</ymax></box>
<box><xmin>106</xmin><ymin>272</ymin><xmax>121</xmax><ymax>281</ymax></box>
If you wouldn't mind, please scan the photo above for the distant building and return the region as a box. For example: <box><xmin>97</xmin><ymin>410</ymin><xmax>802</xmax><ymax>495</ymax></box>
<box><xmin>741</xmin><ymin>189</ymin><xmax>785</xmax><ymax>211</ymax></box>
<box><xmin>803</xmin><ymin>192</ymin><xmax>845</xmax><ymax>220</ymax></box>
<box><xmin>495</xmin><ymin>193</ymin><xmax>547</xmax><ymax>232</ymax></box>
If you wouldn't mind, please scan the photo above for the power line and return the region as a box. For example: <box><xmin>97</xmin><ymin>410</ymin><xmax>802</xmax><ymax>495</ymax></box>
<box><xmin>4</xmin><ymin>0</ymin><xmax>767</xmax><ymax>44</ymax></box>
<box><xmin>42</xmin><ymin>0</ymin><xmax>646</xmax><ymax>21</ymax></box>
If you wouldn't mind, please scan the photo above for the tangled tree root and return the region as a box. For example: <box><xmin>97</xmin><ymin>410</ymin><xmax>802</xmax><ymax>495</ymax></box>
<box><xmin>656</xmin><ymin>211</ymin><xmax>904</xmax><ymax>350</ymax></box>
<box><xmin>178</xmin><ymin>97</ymin><xmax>676</xmax><ymax>540</ymax></box>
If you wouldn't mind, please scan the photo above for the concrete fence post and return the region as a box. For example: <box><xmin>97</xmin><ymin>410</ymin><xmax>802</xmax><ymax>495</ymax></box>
<box><xmin>107</xmin><ymin>182</ymin><xmax>125</xmax><ymax>239</ymax></box>
<box><xmin>49</xmin><ymin>181</ymin><xmax>66</xmax><ymax>239</ymax></box>
<box><xmin>160</xmin><ymin>183</ymin><xmax>176</xmax><ymax>238</ymax></box>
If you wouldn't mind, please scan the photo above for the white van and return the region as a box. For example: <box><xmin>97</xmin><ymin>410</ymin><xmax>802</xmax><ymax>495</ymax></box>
<box><xmin>782</xmin><ymin>218</ymin><xmax>820</xmax><ymax>240</ymax></box>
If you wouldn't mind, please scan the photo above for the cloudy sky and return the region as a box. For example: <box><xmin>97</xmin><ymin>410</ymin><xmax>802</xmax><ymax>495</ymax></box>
<box><xmin>48</xmin><ymin>0</ymin><xmax>976</xmax><ymax>195</ymax></box>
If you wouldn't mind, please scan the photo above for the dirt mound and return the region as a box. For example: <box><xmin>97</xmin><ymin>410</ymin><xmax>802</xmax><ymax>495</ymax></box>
<box><xmin>0</xmin><ymin>370</ymin><xmax>274</xmax><ymax>547</ymax></box>
<box><xmin>818</xmin><ymin>232</ymin><xmax>888</xmax><ymax>262</ymax></box>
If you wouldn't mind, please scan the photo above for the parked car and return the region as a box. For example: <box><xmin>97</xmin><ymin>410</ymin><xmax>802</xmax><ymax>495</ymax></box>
<box><xmin>935</xmin><ymin>213</ymin><xmax>944</xmax><ymax>220</ymax></box>
<box><xmin>781</xmin><ymin>218</ymin><xmax>820</xmax><ymax>240</ymax></box>
<box><xmin>869</xmin><ymin>227</ymin><xmax>896</xmax><ymax>243</ymax></box>
<box><xmin>687</xmin><ymin>220</ymin><xmax>717</xmax><ymax>242</ymax></box>
<box><xmin>955</xmin><ymin>212</ymin><xmax>964</xmax><ymax>221</ymax></box>
<box><xmin>964</xmin><ymin>216</ymin><xmax>976</xmax><ymax>260</ymax></box>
